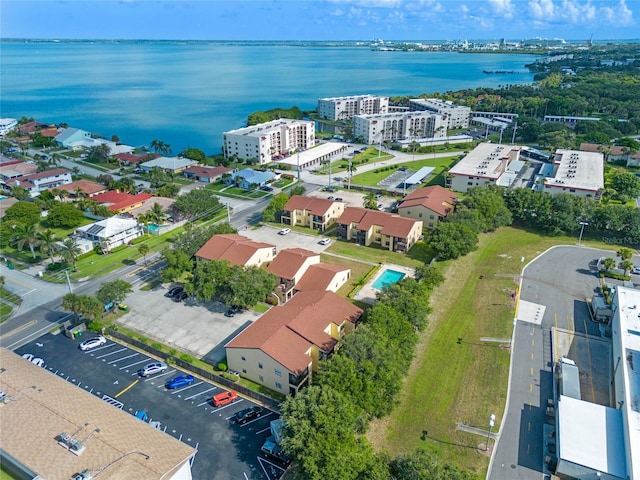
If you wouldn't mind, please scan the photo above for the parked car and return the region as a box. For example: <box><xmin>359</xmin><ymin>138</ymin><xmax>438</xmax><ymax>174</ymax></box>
<box><xmin>138</xmin><ymin>362</ymin><xmax>168</xmax><ymax>377</ymax></box>
<box><xmin>212</xmin><ymin>390</ymin><xmax>238</xmax><ymax>407</ymax></box>
<box><xmin>224</xmin><ymin>305</ymin><xmax>243</xmax><ymax>317</ymax></box>
<box><xmin>173</xmin><ymin>291</ymin><xmax>189</xmax><ymax>303</ymax></box>
<box><xmin>79</xmin><ymin>335</ymin><xmax>107</xmax><ymax>351</ymax></box>
<box><xmin>319</xmin><ymin>238</ymin><xmax>331</xmax><ymax>246</ymax></box>
<box><xmin>260</xmin><ymin>185</ymin><xmax>274</xmax><ymax>192</ymax></box>
<box><xmin>22</xmin><ymin>353</ymin><xmax>34</xmax><ymax>362</ymax></box>
<box><xmin>166</xmin><ymin>286</ymin><xmax>184</xmax><ymax>298</ymax></box>
<box><xmin>327</xmin><ymin>196</ymin><xmax>335</xmax><ymax>200</ymax></box>
<box><xmin>633</xmin><ymin>266</ymin><xmax>640</xmax><ymax>275</ymax></box>
<box><xmin>31</xmin><ymin>357</ymin><xmax>45</xmax><ymax>367</ymax></box>
<box><xmin>234</xmin><ymin>406</ymin><xmax>263</xmax><ymax>424</ymax></box>
<box><xmin>278</xmin><ymin>228</ymin><xmax>291</xmax><ymax>235</ymax></box>
<box><xmin>165</xmin><ymin>374</ymin><xmax>195</xmax><ymax>389</ymax></box>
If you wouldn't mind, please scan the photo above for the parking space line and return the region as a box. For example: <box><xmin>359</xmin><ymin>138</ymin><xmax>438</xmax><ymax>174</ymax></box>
<box><xmin>186</xmin><ymin>387</ymin><xmax>216</xmax><ymax>401</ymax></box>
<box><xmin>108</xmin><ymin>353</ymin><xmax>138</xmax><ymax>365</ymax></box>
<box><xmin>171</xmin><ymin>381</ymin><xmax>203</xmax><ymax>395</ymax></box>
<box><xmin>96</xmin><ymin>348</ymin><xmax>127</xmax><ymax>359</ymax></box>
<box><xmin>143</xmin><ymin>369</ymin><xmax>175</xmax><ymax>382</ymax></box>
<box><xmin>197</xmin><ymin>398</ymin><xmax>212</xmax><ymax>407</ymax></box>
<box><xmin>85</xmin><ymin>343</ymin><xmax>115</xmax><ymax>353</ymax></box>
<box><xmin>122</xmin><ymin>358</ymin><xmax>149</xmax><ymax>370</ymax></box>
<box><xmin>212</xmin><ymin>399</ymin><xmax>243</xmax><ymax>413</ymax></box>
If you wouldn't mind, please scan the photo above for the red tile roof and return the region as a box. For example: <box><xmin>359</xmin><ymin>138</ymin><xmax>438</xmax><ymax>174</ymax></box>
<box><xmin>195</xmin><ymin>234</ymin><xmax>275</xmax><ymax>266</ymax></box>
<box><xmin>337</xmin><ymin>207</ymin><xmax>421</xmax><ymax>238</ymax></box>
<box><xmin>267</xmin><ymin>248</ymin><xmax>319</xmax><ymax>280</ymax></box>
<box><xmin>398</xmin><ymin>185</ymin><xmax>457</xmax><ymax>217</ymax></box>
<box><xmin>40</xmin><ymin>127</ymin><xmax>60</xmax><ymax>137</ymax></box>
<box><xmin>182</xmin><ymin>165</ymin><xmax>232</xmax><ymax>178</ymax></box>
<box><xmin>226</xmin><ymin>291</ymin><xmax>363</xmax><ymax>373</ymax></box>
<box><xmin>284</xmin><ymin>195</ymin><xmax>337</xmax><ymax>216</ymax></box>
<box><xmin>92</xmin><ymin>191</ymin><xmax>153</xmax><ymax>211</ymax></box>
<box><xmin>114</xmin><ymin>153</ymin><xmax>159</xmax><ymax>164</ymax></box>
<box><xmin>295</xmin><ymin>263</ymin><xmax>350</xmax><ymax>292</ymax></box>
<box><xmin>55</xmin><ymin>180</ymin><xmax>108</xmax><ymax>196</ymax></box>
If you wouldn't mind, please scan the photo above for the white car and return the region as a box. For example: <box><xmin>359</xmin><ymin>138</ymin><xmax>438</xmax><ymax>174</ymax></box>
<box><xmin>138</xmin><ymin>362</ymin><xmax>168</xmax><ymax>377</ymax></box>
<box><xmin>319</xmin><ymin>238</ymin><xmax>331</xmax><ymax>246</ymax></box>
<box><xmin>31</xmin><ymin>357</ymin><xmax>45</xmax><ymax>367</ymax></box>
<box><xmin>79</xmin><ymin>335</ymin><xmax>107</xmax><ymax>351</ymax></box>
<box><xmin>633</xmin><ymin>266</ymin><xmax>640</xmax><ymax>275</ymax></box>
<box><xmin>22</xmin><ymin>353</ymin><xmax>34</xmax><ymax>362</ymax></box>
<box><xmin>278</xmin><ymin>228</ymin><xmax>291</xmax><ymax>235</ymax></box>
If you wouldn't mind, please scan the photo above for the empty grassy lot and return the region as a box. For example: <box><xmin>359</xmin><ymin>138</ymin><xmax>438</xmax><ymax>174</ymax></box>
<box><xmin>325</xmin><ymin>239</ymin><xmax>430</xmax><ymax>269</ymax></box>
<box><xmin>366</xmin><ymin>227</ymin><xmax>616</xmax><ymax>476</ymax></box>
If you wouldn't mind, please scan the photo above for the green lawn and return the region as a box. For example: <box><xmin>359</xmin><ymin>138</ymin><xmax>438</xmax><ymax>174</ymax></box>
<box><xmin>319</xmin><ymin>254</ymin><xmax>377</xmax><ymax>298</ymax></box>
<box><xmin>0</xmin><ymin>288</ymin><xmax>22</xmax><ymax>305</ymax></box>
<box><xmin>366</xmin><ymin>227</ymin><xmax>617</xmax><ymax>475</ymax></box>
<box><xmin>0</xmin><ymin>302</ymin><xmax>14</xmax><ymax>323</ymax></box>
<box><xmin>325</xmin><ymin>239</ymin><xmax>426</xmax><ymax>269</ymax></box>
<box><xmin>350</xmin><ymin>155</ymin><xmax>458</xmax><ymax>188</ymax></box>
<box><xmin>205</xmin><ymin>182</ymin><xmax>270</xmax><ymax>199</ymax></box>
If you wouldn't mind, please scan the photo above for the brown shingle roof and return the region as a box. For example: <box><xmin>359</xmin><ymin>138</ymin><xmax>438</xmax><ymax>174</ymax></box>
<box><xmin>295</xmin><ymin>263</ymin><xmax>350</xmax><ymax>292</ymax></box>
<box><xmin>20</xmin><ymin>168</ymin><xmax>70</xmax><ymax>181</ymax></box>
<box><xmin>182</xmin><ymin>165</ymin><xmax>232</xmax><ymax>178</ymax></box>
<box><xmin>226</xmin><ymin>291</ymin><xmax>362</xmax><ymax>373</ymax></box>
<box><xmin>284</xmin><ymin>195</ymin><xmax>336</xmax><ymax>216</ymax></box>
<box><xmin>0</xmin><ymin>348</ymin><xmax>195</xmax><ymax>480</ymax></box>
<box><xmin>267</xmin><ymin>248</ymin><xmax>319</xmax><ymax>280</ymax></box>
<box><xmin>398</xmin><ymin>185</ymin><xmax>457</xmax><ymax>217</ymax></box>
<box><xmin>337</xmin><ymin>207</ymin><xmax>421</xmax><ymax>238</ymax></box>
<box><xmin>195</xmin><ymin>234</ymin><xmax>275</xmax><ymax>266</ymax></box>
<box><xmin>55</xmin><ymin>179</ymin><xmax>108</xmax><ymax>196</ymax></box>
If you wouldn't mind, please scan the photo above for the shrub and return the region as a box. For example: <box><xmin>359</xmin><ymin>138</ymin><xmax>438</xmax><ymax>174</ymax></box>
<box><xmin>86</xmin><ymin>321</ymin><xmax>102</xmax><ymax>332</ymax></box>
<box><xmin>180</xmin><ymin>353</ymin><xmax>194</xmax><ymax>363</ymax></box>
<box><xmin>599</xmin><ymin>271</ymin><xmax>630</xmax><ymax>281</ymax></box>
<box><xmin>151</xmin><ymin>342</ymin><xmax>163</xmax><ymax>349</ymax></box>
<box><xmin>46</xmin><ymin>262</ymin><xmax>65</xmax><ymax>272</ymax></box>
<box><xmin>217</xmin><ymin>361</ymin><xmax>228</xmax><ymax>371</ymax></box>
<box><xmin>221</xmin><ymin>372</ymin><xmax>239</xmax><ymax>382</ymax></box>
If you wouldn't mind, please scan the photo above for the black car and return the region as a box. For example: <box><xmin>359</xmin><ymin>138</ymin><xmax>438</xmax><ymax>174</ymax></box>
<box><xmin>166</xmin><ymin>286</ymin><xmax>183</xmax><ymax>298</ymax></box>
<box><xmin>235</xmin><ymin>406</ymin><xmax>263</xmax><ymax>424</ymax></box>
<box><xmin>225</xmin><ymin>305</ymin><xmax>242</xmax><ymax>317</ymax></box>
<box><xmin>260</xmin><ymin>185</ymin><xmax>274</xmax><ymax>192</ymax></box>
<box><xmin>173</xmin><ymin>291</ymin><xmax>189</xmax><ymax>303</ymax></box>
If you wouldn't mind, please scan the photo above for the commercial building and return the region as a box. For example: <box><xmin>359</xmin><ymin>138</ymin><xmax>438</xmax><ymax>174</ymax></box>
<box><xmin>353</xmin><ymin>111</ymin><xmax>447</xmax><ymax>145</ymax></box>
<box><xmin>194</xmin><ymin>233</ymin><xmax>276</xmax><ymax>267</ymax></box>
<box><xmin>0</xmin><ymin>349</ymin><xmax>195</xmax><ymax>480</ymax></box>
<box><xmin>397</xmin><ymin>185</ymin><xmax>458</xmax><ymax>228</ymax></box>
<box><xmin>543</xmin><ymin>115</ymin><xmax>601</xmax><ymax>128</ymax></box>
<box><xmin>447</xmin><ymin>143</ymin><xmax>522</xmax><ymax>193</ymax></box>
<box><xmin>281</xmin><ymin>195</ymin><xmax>345</xmax><ymax>232</ymax></box>
<box><xmin>409</xmin><ymin>98</ymin><xmax>471</xmax><ymax>129</ymax></box>
<box><xmin>336</xmin><ymin>207</ymin><xmax>423</xmax><ymax>253</ymax></box>
<box><xmin>223</xmin><ymin>119</ymin><xmax>315</xmax><ymax>165</ymax></box>
<box><xmin>225</xmin><ymin>290</ymin><xmax>363</xmax><ymax>395</ymax></box>
<box><xmin>317</xmin><ymin>94</ymin><xmax>389</xmax><ymax>120</ymax></box>
<box><xmin>541</xmin><ymin>149</ymin><xmax>604</xmax><ymax>199</ymax></box>
<box><xmin>470</xmin><ymin>111</ymin><xmax>518</xmax><ymax>133</ymax></box>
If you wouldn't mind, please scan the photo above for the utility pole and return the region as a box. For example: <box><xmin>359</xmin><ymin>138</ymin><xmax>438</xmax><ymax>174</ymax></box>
<box><xmin>511</xmin><ymin>121</ymin><xmax>518</xmax><ymax>145</ymax></box>
<box><xmin>578</xmin><ymin>221</ymin><xmax>589</xmax><ymax>245</ymax></box>
<box><xmin>64</xmin><ymin>270</ymin><xmax>73</xmax><ymax>294</ymax></box>
<box><xmin>226</xmin><ymin>202</ymin><xmax>231</xmax><ymax>223</ymax></box>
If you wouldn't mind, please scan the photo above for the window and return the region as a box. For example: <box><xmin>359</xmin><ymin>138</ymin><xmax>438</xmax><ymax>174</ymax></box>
<box><xmin>275</xmin><ymin>382</ymin><xmax>282</xmax><ymax>389</ymax></box>
<box><xmin>468</xmin><ymin>181</ymin><xmax>473</xmax><ymax>186</ymax></box>
<box><xmin>275</xmin><ymin>369</ymin><xmax>282</xmax><ymax>376</ymax></box>
<box><xmin>429</xmin><ymin>215</ymin><xmax>435</xmax><ymax>219</ymax></box>
<box><xmin>418</xmin><ymin>213</ymin><xmax>422</xmax><ymax>218</ymax></box>
<box><xmin>241</xmin><ymin>356</ymin><xmax>246</xmax><ymax>361</ymax></box>
<box><xmin>259</xmin><ymin>375</ymin><xmax>264</xmax><ymax>382</ymax></box>
<box><xmin>258</xmin><ymin>362</ymin><xmax>263</xmax><ymax>369</ymax></box>
<box><xmin>242</xmin><ymin>369</ymin><xmax>247</xmax><ymax>374</ymax></box>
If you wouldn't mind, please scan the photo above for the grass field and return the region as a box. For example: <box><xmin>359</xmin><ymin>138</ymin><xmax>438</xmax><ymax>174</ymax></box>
<box><xmin>350</xmin><ymin>155</ymin><xmax>458</xmax><ymax>188</ymax></box>
<box><xmin>365</xmin><ymin>227</ymin><xmax>617</xmax><ymax>476</ymax></box>
<box><xmin>325</xmin><ymin>239</ymin><xmax>429</xmax><ymax>269</ymax></box>
<box><xmin>319</xmin><ymin>254</ymin><xmax>377</xmax><ymax>298</ymax></box>
<box><xmin>0</xmin><ymin>302</ymin><xmax>13</xmax><ymax>323</ymax></box>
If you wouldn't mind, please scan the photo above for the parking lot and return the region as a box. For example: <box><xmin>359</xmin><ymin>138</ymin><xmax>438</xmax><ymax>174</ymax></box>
<box><xmin>16</xmin><ymin>334</ymin><xmax>288</xmax><ymax>480</ymax></box>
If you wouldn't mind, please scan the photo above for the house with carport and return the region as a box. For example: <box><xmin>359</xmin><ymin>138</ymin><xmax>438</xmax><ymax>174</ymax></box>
<box><xmin>281</xmin><ymin>195</ymin><xmax>345</xmax><ymax>232</ymax></box>
<box><xmin>397</xmin><ymin>185</ymin><xmax>458</xmax><ymax>228</ymax></box>
<box><xmin>194</xmin><ymin>234</ymin><xmax>276</xmax><ymax>267</ymax></box>
<box><xmin>336</xmin><ymin>207</ymin><xmax>422</xmax><ymax>253</ymax></box>
<box><xmin>5</xmin><ymin>168</ymin><xmax>72</xmax><ymax>197</ymax></box>
<box><xmin>225</xmin><ymin>290</ymin><xmax>363</xmax><ymax>396</ymax></box>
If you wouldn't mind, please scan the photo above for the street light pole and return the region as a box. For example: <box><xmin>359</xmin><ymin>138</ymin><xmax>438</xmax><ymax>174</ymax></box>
<box><xmin>578</xmin><ymin>221</ymin><xmax>589</xmax><ymax>245</ymax></box>
<box><xmin>226</xmin><ymin>202</ymin><xmax>231</xmax><ymax>223</ymax></box>
<box><xmin>486</xmin><ymin>414</ymin><xmax>496</xmax><ymax>451</ymax></box>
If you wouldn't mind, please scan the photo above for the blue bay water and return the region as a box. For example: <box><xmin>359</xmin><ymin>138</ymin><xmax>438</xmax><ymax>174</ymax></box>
<box><xmin>1</xmin><ymin>41</ymin><xmax>539</xmax><ymax>155</ymax></box>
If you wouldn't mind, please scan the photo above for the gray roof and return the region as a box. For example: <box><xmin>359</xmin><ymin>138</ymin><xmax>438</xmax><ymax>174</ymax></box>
<box><xmin>140</xmin><ymin>156</ymin><xmax>197</xmax><ymax>171</ymax></box>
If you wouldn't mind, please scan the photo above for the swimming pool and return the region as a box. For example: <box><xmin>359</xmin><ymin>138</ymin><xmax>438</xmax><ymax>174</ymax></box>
<box><xmin>372</xmin><ymin>269</ymin><xmax>406</xmax><ymax>290</ymax></box>
<box><xmin>0</xmin><ymin>196</ymin><xmax>7</xmax><ymax>201</ymax></box>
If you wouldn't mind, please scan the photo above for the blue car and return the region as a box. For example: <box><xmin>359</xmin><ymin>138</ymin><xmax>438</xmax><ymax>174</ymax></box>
<box><xmin>165</xmin><ymin>374</ymin><xmax>195</xmax><ymax>389</ymax></box>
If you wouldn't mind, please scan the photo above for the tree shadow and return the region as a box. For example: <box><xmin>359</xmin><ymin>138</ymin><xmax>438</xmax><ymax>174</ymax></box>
<box><xmin>420</xmin><ymin>430</ymin><xmax>478</xmax><ymax>450</ymax></box>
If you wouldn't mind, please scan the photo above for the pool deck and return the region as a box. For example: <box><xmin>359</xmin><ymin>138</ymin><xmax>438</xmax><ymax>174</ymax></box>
<box><xmin>353</xmin><ymin>263</ymin><xmax>416</xmax><ymax>304</ymax></box>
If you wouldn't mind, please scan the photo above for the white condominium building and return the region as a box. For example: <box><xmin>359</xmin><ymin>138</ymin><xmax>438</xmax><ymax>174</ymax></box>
<box><xmin>223</xmin><ymin>118</ymin><xmax>315</xmax><ymax>165</ymax></box>
<box><xmin>317</xmin><ymin>95</ymin><xmax>389</xmax><ymax>120</ymax></box>
<box><xmin>541</xmin><ymin>149</ymin><xmax>604</xmax><ymax>199</ymax></box>
<box><xmin>353</xmin><ymin>111</ymin><xmax>447</xmax><ymax>145</ymax></box>
<box><xmin>409</xmin><ymin>98</ymin><xmax>471</xmax><ymax>129</ymax></box>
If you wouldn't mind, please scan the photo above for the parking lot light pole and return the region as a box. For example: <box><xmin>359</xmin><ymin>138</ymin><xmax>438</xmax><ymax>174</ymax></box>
<box><xmin>486</xmin><ymin>414</ymin><xmax>496</xmax><ymax>451</ymax></box>
<box><xmin>226</xmin><ymin>202</ymin><xmax>231</xmax><ymax>223</ymax></box>
<box><xmin>578</xmin><ymin>221</ymin><xmax>589</xmax><ymax>245</ymax></box>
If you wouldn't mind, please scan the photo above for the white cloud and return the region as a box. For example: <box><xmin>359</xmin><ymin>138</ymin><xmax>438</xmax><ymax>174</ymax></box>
<box><xmin>527</xmin><ymin>0</ymin><xmax>634</xmax><ymax>27</ymax></box>
<box><xmin>528</xmin><ymin>0</ymin><xmax>555</xmax><ymax>20</ymax></box>
<box><xmin>489</xmin><ymin>0</ymin><xmax>515</xmax><ymax>18</ymax></box>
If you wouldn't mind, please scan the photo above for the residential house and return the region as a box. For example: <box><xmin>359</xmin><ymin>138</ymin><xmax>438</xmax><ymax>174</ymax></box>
<box><xmin>0</xmin><ymin>349</ymin><xmax>195</xmax><ymax>480</ymax></box>
<box><xmin>397</xmin><ymin>185</ymin><xmax>458</xmax><ymax>228</ymax></box>
<box><xmin>336</xmin><ymin>207</ymin><xmax>423</xmax><ymax>253</ymax></box>
<box><xmin>0</xmin><ymin>118</ymin><xmax>18</xmax><ymax>136</ymax></box>
<box><xmin>75</xmin><ymin>216</ymin><xmax>143</xmax><ymax>252</ymax></box>
<box><xmin>5</xmin><ymin>168</ymin><xmax>72</xmax><ymax>197</ymax></box>
<box><xmin>295</xmin><ymin>263</ymin><xmax>351</xmax><ymax>294</ymax></box>
<box><xmin>580</xmin><ymin>142</ymin><xmax>640</xmax><ymax>168</ymax></box>
<box><xmin>14</xmin><ymin>121</ymin><xmax>51</xmax><ymax>136</ymax></box>
<box><xmin>225</xmin><ymin>169</ymin><xmax>275</xmax><ymax>190</ymax></box>
<box><xmin>54</xmin><ymin>128</ymin><xmax>92</xmax><ymax>148</ymax></box>
<box><xmin>92</xmin><ymin>191</ymin><xmax>153</xmax><ymax>214</ymax></box>
<box><xmin>225</xmin><ymin>290</ymin><xmax>363</xmax><ymax>395</ymax></box>
<box><xmin>267</xmin><ymin>248</ymin><xmax>320</xmax><ymax>303</ymax></box>
<box><xmin>281</xmin><ymin>195</ymin><xmax>345</xmax><ymax>231</ymax></box>
<box><xmin>139</xmin><ymin>156</ymin><xmax>197</xmax><ymax>173</ymax></box>
<box><xmin>113</xmin><ymin>152</ymin><xmax>159</xmax><ymax>166</ymax></box>
<box><xmin>195</xmin><ymin>234</ymin><xmax>276</xmax><ymax>267</ymax></box>
<box><xmin>54</xmin><ymin>179</ymin><xmax>109</xmax><ymax>199</ymax></box>
<box><xmin>182</xmin><ymin>165</ymin><xmax>232</xmax><ymax>183</ymax></box>
<box><xmin>0</xmin><ymin>161</ymin><xmax>39</xmax><ymax>182</ymax></box>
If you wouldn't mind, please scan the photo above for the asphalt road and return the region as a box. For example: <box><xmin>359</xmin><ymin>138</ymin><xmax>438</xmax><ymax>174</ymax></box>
<box><xmin>15</xmin><ymin>334</ymin><xmax>287</xmax><ymax>480</ymax></box>
<box><xmin>488</xmin><ymin>245</ymin><xmax>623</xmax><ymax>480</ymax></box>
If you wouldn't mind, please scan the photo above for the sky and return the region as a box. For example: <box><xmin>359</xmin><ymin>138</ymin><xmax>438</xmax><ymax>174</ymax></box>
<box><xmin>1</xmin><ymin>0</ymin><xmax>638</xmax><ymax>42</ymax></box>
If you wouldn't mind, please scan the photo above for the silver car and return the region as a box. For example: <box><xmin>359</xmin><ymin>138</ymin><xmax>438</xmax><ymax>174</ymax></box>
<box><xmin>138</xmin><ymin>362</ymin><xmax>168</xmax><ymax>377</ymax></box>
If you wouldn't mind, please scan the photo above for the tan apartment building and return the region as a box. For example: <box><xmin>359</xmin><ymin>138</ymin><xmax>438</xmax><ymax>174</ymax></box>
<box><xmin>0</xmin><ymin>349</ymin><xmax>195</xmax><ymax>480</ymax></box>
<box><xmin>397</xmin><ymin>185</ymin><xmax>458</xmax><ymax>228</ymax></box>
<box><xmin>336</xmin><ymin>207</ymin><xmax>423</xmax><ymax>253</ymax></box>
<box><xmin>225</xmin><ymin>290</ymin><xmax>363</xmax><ymax>395</ymax></box>
<box><xmin>281</xmin><ymin>195</ymin><xmax>345</xmax><ymax>232</ymax></box>
<box><xmin>267</xmin><ymin>248</ymin><xmax>320</xmax><ymax>303</ymax></box>
<box><xmin>295</xmin><ymin>263</ymin><xmax>351</xmax><ymax>294</ymax></box>
<box><xmin>195</xmin><ymin>233</ymin><xmax>276</xmax><ymax>267</ymax></box>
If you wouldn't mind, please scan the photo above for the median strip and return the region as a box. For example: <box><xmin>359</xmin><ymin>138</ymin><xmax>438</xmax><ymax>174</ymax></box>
<box><xmin>114</xmin><ymin>379</ymin><xmax>138</xmax><ymax>398</ymax></box>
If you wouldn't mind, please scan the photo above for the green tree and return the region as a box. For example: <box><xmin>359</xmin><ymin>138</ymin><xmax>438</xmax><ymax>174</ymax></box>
<box><xmin>150</xmin><ymin>139</ymin><xmax>171</xmax><ymax>156</ymax></box>
<box><xmin>138</xmin><ymin>243</ymin><xmax>150</xmax><ymax>265</ymax></box>
<box><xmin>87</xmin><ymin>143</ymin><xmax>111</xmax><ymax>161</ymax></box>
<box><xmin>10</xmin><ymin>185</ymin><xmax>30</xmax><ymax>200</ymax></box>
<box><xmin>610</xmin><ymin>172</ymin><xmax>640</xmax><ymax>199</ymax></box>
<box><xmin>3</xmin><ymin>201</ymin><xmax>42</xmax><ymax>226</ymax></box>
<box><xmin>414</xmin><ymin>264</ymin><xmax>444</xmax><ymax>289</ymax></box>
<box><xmin>10</xmin><ymin>223</ymin><xmax>40</xmax><ymax>259</ymax></box>
<box><xmin>37</xmin><ymin>229</ymin><xmax>58</xmax><ymax>263</ymax></box>
<box><xmin>262</xmin><ymin>192</ymin><xmax>290</xmax><ymax>222</ymax></box>
<box><xmin>390</xmin><ymin>449</ymin><xmax>476</xmax><ymax>480</ymax></box>
<box><xmin>96</xmin><ymin>279</ymin><xmax>132</xmax><ymax>312</ymax></box>
<box><xmin>617</xmin><ymin>247</ymin><xmax>633</xmax><ymax>261</ymax></box>
<box><xmin>174</xmin><ymin>188</ymin><xmax>222</xmax><ymax>220</ymax></box>
<box><xmin>148</xmin><ymin>202</ymin><xmax>167</xmax><ymax>225</ymax></box>
<box><xmin>461</xmin><ymin>186</ymin><xmax>513</xmax><ymax>232</ymax></box>
<box><xmin>61</xmin><ymin>293</ymin><xmax>104</xmax><ymax>322</ymax></box>
<box><xmin>222</xmin><ymin>265</ymin><xmax>277</xmax><ymax>308</ymax></box>
<box><xmin>160</xmin><ymin>248</ymin><xmax>194</xmax><ymax>282</ymax></box>
<box><xmin>429</xmin><ymin>222</ymin><xmax>478</xmax><ymax>260</ymax></box>
<box><xmin>180</xmin><ymin>147</ymin><xmax>206</xmax><ymax>162</ymax></box>
<box><xmin>619</xmin><ymin>259</ymin><xmax>634</xmax><ymax>276</ymax></box>
<box><xmin>184</xmin><ymin>259</ymin><xmax>230</xmax><ymax>301</ymax></box>
<box><xmin>46</xmin><ymin>202</ymin><xmax>86</xmax><ymax>228</ymax></box>
<box><xmin>58</xmin><ymin>238</ymin><xmax>82</xmax><ymax>270</ymax></box>
<box><xmin>601</xmin><ymin>257</ymin><xmax>616</xmax><ymax>271</ymax></box>
<box><xmin>363</xmin><ymin>191</ymin><xmax>378</xmax><ymax>210</ymax></box>
<box><xmin>289</xmin><ymin>184</ymin><xmax>306</xmax><ymax>196</ymax></box>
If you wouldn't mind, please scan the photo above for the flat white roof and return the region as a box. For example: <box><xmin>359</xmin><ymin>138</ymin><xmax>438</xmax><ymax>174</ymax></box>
<box><xmin>277</xmin><ymin>143</ymin><xmax>346</xmax><ymax>168</ymax></box>
<box><xmin>545</xmin><ymin>149</ymin><xmax>604</xmax><ymax>193</ymax></box>
<box><xmin>140</xmin><ymin>156</ymin><xmax>197</xmax><ymax>170</ymax></box>
<box><xmin>224</xmin><ymin>118</ymin><xmax>312</xmax><ymax>137</ymax></box>
<box><xmin>449</xmin><ymin>143</ymin><xmax>521</xmax><ymax>180</ymax></box>
<box><xmin>558</xmin><ymin>395</ymin><xmax>627</xmax><ymax>478</ymax></box>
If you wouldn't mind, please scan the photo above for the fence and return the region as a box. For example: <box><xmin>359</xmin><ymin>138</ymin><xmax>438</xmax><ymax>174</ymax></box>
<box><xmin>106</xmin><ymin>328</ymin><xmax>281</xmax><ymax>410</ymax></box>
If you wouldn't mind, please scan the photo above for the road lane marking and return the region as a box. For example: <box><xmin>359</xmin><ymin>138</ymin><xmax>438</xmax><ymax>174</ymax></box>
<box><xmin>531</xmin><ymin>338</ymin><xmax>535</xmax><ymax>347</ymax></box>
<box><xmin>529</xmin><ymin>383</ymin><xmax>533</xmax><ymax>392</ymax></box>
<box><xmin>531</xmin><ymin>352</ymin><xmax>534</xmax><ymax>360</ymax></box>
<box><xmin>108</xmin><ymin>353</ymin><xmax>138</xmax><ymax>365</ymax></box>
<box><xmin>185</xmin><ymin>387</ymin><xmax>216</xmax><ymax>401</ymax></box>
<box><xmin>530</xmin><ymin>367</ymin><xmax>533</xmax><ymax>376</ymax></box>
<box><xmin>85</xmin><ymin>343</ymin><xmax>115</xmax><ymax>353</ymax></box>
<box><xmin>528</xmin><ymin>422</ymin><xmax>531</xmax><ymax>432</ymax></box>
<box><xmin>0</xmin><ymin>319</ymin><xmax>38</xmax><ymax>340</ymax></box>
<box><xmin>96</xmin><ymin>348</ymin><xmax>127</xmax><ymax>359</ymax></box>
<box><xmin>527</xmin><ymin>444</ymin><xmax>530</xmax><ymax>455</ymax></box>
<box><xmin>143</xmin><ymin>369</ymin><xmax>175</xmax><ymax>382</ymax></box>
<box><xmin>5</xmin><ymin>313</ymin><xmax>74</xmax><ymax>349</ymax></box>
<box><xmin>115</xmin><ymin>379</ymin><xmax>138</xmax><ymax>398</ymax></box>
<box><xmin>171</xmin><ymin>381</ymin><xmax>203</xmax><ymax>395</ymax></box>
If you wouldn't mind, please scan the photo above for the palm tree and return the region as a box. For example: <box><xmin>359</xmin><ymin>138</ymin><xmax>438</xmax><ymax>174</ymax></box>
<box><xmin>11</xmin><ymin>224</ymin><xmax>40</xmax><ymax>259</ymax></box>
<box><xmin>138</xmin><ymin>243</ymin><xmax>150</xmax><ymax>265</ymax></box>
<box><xmin>58</xmin><ymin>238</ymin><xmax>82</xmax><ymax>270</ymax></box>
<box><xmin>73</xmin><ymin>187</ymin><xmax>85</xmax><ymax>199</ymax></box>
<box><xmin>137</xmin><ymin>212</ymin><xmax>152</xmax><ymax>235</ymax></box>
<box><xmin>37</xmin><ymin>229</ymin><xmax>58</xmax><ymax>263</ymax></box>
<box><xmin>149</xmin><ymin>202</ymin><xmax>167</xmax><ymax>225</ymax></box>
